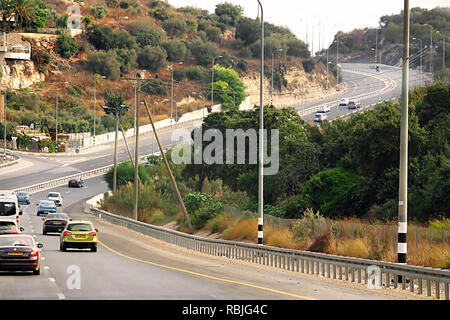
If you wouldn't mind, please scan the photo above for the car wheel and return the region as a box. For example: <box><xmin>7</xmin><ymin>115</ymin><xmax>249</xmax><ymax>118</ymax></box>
<box><xmin>60</xmin><ymin>243</ymin><xmax>66</xmax><ymax>252</ymax></box>
<box><xmin>43</xmin><ymin>230</ymin><xmax>47</xmax><ymax>235</ymax></box>
<box><xmin>91</xmin><ymin>245</ymin><xmax>97</xmax><ymax>252</ymax></box>
<box><xmin>33</xmin><ymin>268</ymin><xmax>40</xmax><ymax>275</ymax></box>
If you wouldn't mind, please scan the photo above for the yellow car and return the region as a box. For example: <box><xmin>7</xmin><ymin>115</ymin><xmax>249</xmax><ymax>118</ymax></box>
<box><xmin>60</xmin><ymin>221</ymin><xmax>98</xmax><ymax>252</ymax></box>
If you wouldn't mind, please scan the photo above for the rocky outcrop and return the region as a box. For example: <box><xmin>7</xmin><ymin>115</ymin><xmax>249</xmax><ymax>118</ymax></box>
<box><xmin>0</xmin><ymin>59</ymin><xmax>44</xmax><ymax>89</ymax></box>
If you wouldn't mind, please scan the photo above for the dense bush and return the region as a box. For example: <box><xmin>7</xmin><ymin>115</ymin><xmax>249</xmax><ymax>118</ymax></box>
<box><xmin>56</xmin><ymin>33</ymin><xmax>78</xmax><ymax>59</ymax></box>
<box><xmin>214</xmin><ymin>2</ymin><xmax>243</xmax><ymax>26</ymax></box>
<box><xmin>86</xmin><ymin>51</ymin><xmax>121</xmax><ymax>80</ymax></box>
<box><xmin>131</xmin><ymin>19</ymin><xmax>166</xmax><ymax>47</ymax></box>
<box><xmin>163</xmin><ymin>18</ymin><xmax>188</xmax><ymax>37</ymax></box>
<box><xmin>113</xmin><ymin>48</ymin><xmax>137</xmax><ymax>74</ymax></box>
<box><xmin>104</xmin><ymin>161</ymin><xmax>153</xmax><ymax>190</ymax></box>
<box><xmin>302</xmin><ymin>58</ymin><xmax>316</xmax><ymax>73</ymax></box>
<box><xmin>137</xmin><ymin>46</ymin><xmax>167</xmax><ymax>72</ymax></box>
<box><xmin>205</xmin><ymin>26</ymin><xmax>221</xmax><ymax>42</ymax></box>
<box><xmin>90</xmin><ymin>5</ymin><xmax>108</xmax><ymax>19</ymax></box>
<box><xmin>189</xmin><ymin>40</ymin><xmax>221</xmax><ymax>67</ymax></box>
<box><xmin>162</xmin><ymin>40</ymin><xmax>188</xmax><ymax>62</ymax></box>
<box><xmin>184</xmin><ymin>192</ymin><xmax>214</xmax><ymax>215</ymax></box>
<box><xmin>190</xmin><ymin>200</ymin><xmax>223</xmax><ymax>229</ymax></box>
<box><xmin>185</xmin><ymin>66</ymin><xmax>208</xmax><ymax>81</ymax></box>
<box><xmin>86</xmin><ymin>25</ymin><xmax>138</xmax><ymax>50</ymax></box>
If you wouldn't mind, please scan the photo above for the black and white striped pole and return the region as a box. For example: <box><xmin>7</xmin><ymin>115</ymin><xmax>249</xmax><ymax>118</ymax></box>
<box><xmin>257</xmin><ymin>0</ymin><xmax>264</xmax><ymax>246</ymax></box>
<box><xmin>398</xmin><ymin>0</ymin><xmax>410</xmax><ymax>282</ymax></box>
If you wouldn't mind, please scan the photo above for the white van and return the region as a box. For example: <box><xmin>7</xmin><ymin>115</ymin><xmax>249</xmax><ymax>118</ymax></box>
<box><xmin>0</xmin><ymin>192</ymin><xmax>22</xmax><ymax>224</ymax></box>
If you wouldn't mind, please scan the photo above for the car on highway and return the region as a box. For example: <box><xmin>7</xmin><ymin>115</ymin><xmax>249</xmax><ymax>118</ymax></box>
<box><xmin>313</xmin><ymin>113</ymin><xmax>328</xmax><ymax>122</ymax></box>
<box><xmin>0</xmin><ymin>235</ymin><xmax>43</xmax><ymax>275</ymax></box>
<box><xmin>47</xmin><ymin>192</ymin><xmax>63</xmax><ymax>207</ymax></box>
<box><xmin>16</xmin><ymin>192</ymin><xmax>30</xmax><ymax>205</ymax></box>
<box><xmin>60</xmin><ymin>221</ymin><xmax>98</xmax><ymax>252</ymax></box>
<box><xmin>0</xmin><ymin>192</ymin><xmax>22</xmax><ymax>224</ymax></box>
<box><xmin>68</xmin><ymin>177</ymin><xmax>84</xmax><ymax>188</ymax></box>
<box><xmin>36</xmin><ymin>200</ymin><xmax>57</xmax><ymax>216</ymax></box>
<box><xmin>0</xmin><ymin>220</ymin><xmax>24</xmax><ymax>235</ymax></box>
<box><xmin>317</xmin><ymin>105</ymin><xmax>330</xmax><ymax>113</ymax></box>
<box><xmin>42</xmin><ymin>213</ymin><xmax>71</xmax><ymax>235</ymax></box>
<box><xmin>339</xmin><ymin>98</ymin><xmax>349</xmax><ymax>107</ymax></box>
<box><xmin>348</xmin><ymin>100</ymin><xmax>361</xmax><ymax>109</ymax></box>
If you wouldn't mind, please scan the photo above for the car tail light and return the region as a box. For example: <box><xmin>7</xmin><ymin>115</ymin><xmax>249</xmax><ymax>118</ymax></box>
<box><xmin>30</xmin><ymin>249</ymin><xmax>39</xmax><ymax>257</ymax></box>
<box><xmin>64</xmin><ymin>231</ymin><xmax>72</xmax><ymax>236</ymax></box>
<box><xmin>44</xmin><ymin>221</ymin><xmax>50</xmax><ymax>225</ymax></box>
<box><xmin>89</xmin><ymin>232</ymin><xmax>97</xmax><ymax>237</ymax></box>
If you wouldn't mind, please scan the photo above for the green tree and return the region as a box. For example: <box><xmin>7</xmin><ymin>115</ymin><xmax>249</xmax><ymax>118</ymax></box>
<box><xmin>163</xmin><ymin>17</ymin><xmax>188</xmax><ymax>37</ymax></box>
<box><xmin>104</xmin><ymin>161</ymin><xmax>152</xmax><ymax>190</ymax></box>
<box><xmin>137</xmin><ymin>46</ymin><xmax>167</xmax><ymax>72</ymax></box>
<box><xmin>131</xmin><ymin>19</ymin><xmax>166</xmax><ymax>47</ymax></box>
<box><xmin>86</xmin><ymin>51</ymin><xmax>121</xmax><ymax>80</ymax></box>
<box><xmin>214</xmin><ymin>2</ymin><xmax>243</xmax><ymax>26</ymax></box>
<box><xmin>207</xmin><ymin>65</ymin><xmax>246</xmax><ymax>108</ymax></box>
<box><xmin>162</xmin><ymin>39</ymin><xmax>188</xmax><ymax>62</ymax></box>
<box><xmin>56</xmin><ymin>32</ymin><xmax>78</xmax><ymax>59</ymax></box>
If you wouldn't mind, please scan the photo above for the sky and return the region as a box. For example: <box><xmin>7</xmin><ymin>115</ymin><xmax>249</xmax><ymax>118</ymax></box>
<box><xmin>168</xmin><ymin>0</ymin><xmax>449</xmax><ymax>53</ymax></box>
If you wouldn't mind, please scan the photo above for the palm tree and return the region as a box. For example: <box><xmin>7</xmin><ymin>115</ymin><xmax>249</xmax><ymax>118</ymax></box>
<box><xmin>12</xmin><ymin>0</ymin><xmax>35</xmax><ymax>30</ymax></box>
<box><xmin>0</xmin><ymin>0</ymin><xmax>15</xmax><ymax>33</ymax></box>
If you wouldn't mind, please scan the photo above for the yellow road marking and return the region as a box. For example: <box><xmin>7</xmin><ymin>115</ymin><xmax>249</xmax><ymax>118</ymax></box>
<box><xmin>98</xmin><ymin>240</ymin><xmax>315</xmax><ymax>300</ymax></box>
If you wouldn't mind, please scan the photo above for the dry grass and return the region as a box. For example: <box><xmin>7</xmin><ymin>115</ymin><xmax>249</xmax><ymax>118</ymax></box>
<box><xmin>265</xmin><ymin>228</ymin><xmax>300</xmax><ymax>249</ymax></box>
<box><xmin>336</xmin><ymin>239</ymin><xmax>370</xmax><ymax>258</ymax></box>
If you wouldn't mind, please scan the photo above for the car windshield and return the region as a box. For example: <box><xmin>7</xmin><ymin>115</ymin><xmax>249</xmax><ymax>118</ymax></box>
<box><xmin>67</xmin><ymin>223</ymin><xmax>93</xmax><ymax>232</ymax></box>
<box><xmin>316</xmin><ymin>110</ymin><xmax>326</xmax><ymax>113</ymax></box>
<box><xmin>40</xmin><ymin>201</ymin><xmax>55</xmax><ymax>207</ymax></box>
<box><xmin>0</xmin><ymin>202</ymin><xmax>16</xmax><ymax>216</ymax></box>
<box><xmin>47</xmin><ymin>214</ymin><xmax>68</xmax><ymax>220</ymax></box>
<box><xmin>0</xmin><ymin>222</ymin><xmax>16</xmax><ymax>231</ymax></box>
<box><xmin>0</xmin><ymin>236</ymin><xmax>34</xmax><ymax>247</ymax></box>
<box><xmin>315</xmin><ymin>114</ymin><xmax>322</xmax><ymax>117</ymax></box>
<box><xmin>48</xmin><ymin>193</ymin><xmax>59</xmax><ymax>198</ymax></box>
<box><xmin>17</xmin><ymin>193</ymin><xmax>27</xmax><ymax>196</ymax></box>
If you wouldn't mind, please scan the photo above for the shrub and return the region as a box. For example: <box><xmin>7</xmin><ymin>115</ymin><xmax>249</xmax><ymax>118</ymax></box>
<box><xmin>66</xmin><ymin>85</ymin><xmax>83</xmax><ymax>97</ymax></box>
<box><xmin>206</xmin><ymin>213</ymin><xmax>238</xmax><ymax>234</ymax></box>
<box><xmin>131</xmin><ymin>19</ymin><xmax>166</xmax><ymax>47</ymax></box>
<box><xmin>185</xmin><ymin>66</ymin><xmax>208</xmax><ymax>81</ymax></box>
<box><xmin>105</xmin><ymin>0</ymin><xmax>119</xmax><ymax>8</ymax></box>
<box><xmin>113</xmin><ymin>48</ymin><xmax>138</xmax><ymax>74</ymax></box>
<box><xmin>90</xmin><ymin>5</ymin><xmax>108</xmax><ymax>19</ymax></box>
<box><xmin>189</xmin><ymin>40</ymin><xmax>221</xmax><ymax>67</ymax></box>
<box><xmin>190</xmin><ymin>200</ymin><xmax>223</xmax><ymax>229</ymax></box>
<box><xmin>183</xmin><ymin>192</ymin><xmax>213</xmax><ymax>215</ymax></box>
<box><xmin>141</xmin><ymin>79</ymin><xmax>168</xmax><ymax>96</ymax></box>
<box><xmin>222</xmin><ymin>218</ymin><xmax>257</xmax><ymax>241</ymax></box>
<box><xmin>292</xmin><ymin>208</ymin><xmax>326</xmax><ymax>241</ymax></box>
<box><xmin>104</xmin><ymin>161</ymin><xmax>153</xmax><ymax>190</ymax></box>
<box><xmin>186</xmin><ymin>19</ymin><xmax>198</xmax><ymax>33</ymax></box>
<box><xmin>87</xmin><ymin>25</ymin><xmax>138</xmax><ymax>50</ymax></box>
<box><xmin>137</xmin><ymin>46</ymin><xmax>167</xmax><ymax>72</ymax></box>
<box><xmin>56</xmin><ymin>33</ymin><xmax>78</xmax><ymax>59</ymax></box>
<box><xmin>302</xmin><ymin>58</ymin><xmax>316</xmax><ymax>73</ymax></box>
<box><xmin>163</xmin><ymin>18</ymin><xmax>188</xmax><ymax>37</ymax></box>
<box><xmin>205</xmin><ymin>26</ymin><xmax>221</xmax><ymax>42</ymax></box>
<box><xmin>86</xmin><ymin>51</ymin><xmax>121</xmax><ymax>80</ymax></box>
<box><xmin>173</xmin><ymin>69</ymin><xmax>186</xmax><ymax>81</ymax></box>
<box><xmin>162</xmin><ymin>40</ymin><xmax>188</xmax><ymax>62</ymax></box>
<box><xmin>215</xmin><ymin>2</ymin><xmax>243</xmax><ymax>26</ymax></box>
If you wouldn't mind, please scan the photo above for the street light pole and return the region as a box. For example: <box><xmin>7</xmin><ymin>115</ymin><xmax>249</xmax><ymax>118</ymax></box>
<box><xmin>257</xmin><ymin>0</ymin><xmax>264</xmax><ymax>246</ymax></box>
<box><xmin>55</xmin><ymin>87</ymin><xmax>59</xmax><ymax>143</ymax></box>
<box><xmin>398</xmin><ymin>0</ymin><xmax>410</xmax><ymax>278</ymax></box>
<box><xmin>133</xmin><ymin>72</ymin><xmax>143</xmax><ymax>221</ymax></box>
<box><xmin>3</xmin><ymin>93</ymin><xmax>6</xmax><ymax>163</ymax></box>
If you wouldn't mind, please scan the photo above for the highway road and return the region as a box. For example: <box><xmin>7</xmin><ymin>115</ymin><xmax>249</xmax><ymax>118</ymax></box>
<box><xmin>297</xmin><ymin>63</ymin><xmax>426</xmax><ymax>123</ymax></box>
<box><xmin>0</xmin><ymin>176</ymin><xmax>423</xmax><ymax>300</ymax></box>
<box><xmin>0</xmin><ymin>63</ymin><xmax>430</xmax><ymax>300</ymax></box>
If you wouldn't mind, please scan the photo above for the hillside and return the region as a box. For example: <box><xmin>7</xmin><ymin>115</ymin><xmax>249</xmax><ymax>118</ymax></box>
<box><xmin>323</xmin><ymin>6</ymin><xmax>449</xmax><ymax>73</ymax></box>
<box><xmin>0</xmin><ymin>0</ymin><xmax>337</xmax><ymax>147</ymax></box>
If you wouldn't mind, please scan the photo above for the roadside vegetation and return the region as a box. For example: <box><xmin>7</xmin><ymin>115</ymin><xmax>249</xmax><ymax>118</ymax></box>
<box><xmin>101</xmin><ymin>82</ymin><xmax>449</xmax><ymax>268</ymax></box>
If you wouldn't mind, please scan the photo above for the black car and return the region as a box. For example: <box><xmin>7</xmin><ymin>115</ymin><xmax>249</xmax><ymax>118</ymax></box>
<box><xmin>43</xmin><ymin>213</ymin><xmax>71</xmax><ymax>235</ymax></box>
<box><xmin>68</xmin><ymin>177</ymin><xmax>83</xmax><ymax>188</ymax></box>
<box><xmin>0</xmin><ymin>235</ymin><xmax>43</xmax><ymax>275</ymax></box>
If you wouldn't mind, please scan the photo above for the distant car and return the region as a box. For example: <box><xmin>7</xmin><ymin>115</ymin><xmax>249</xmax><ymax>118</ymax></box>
<box><xmin>317</xmin><ymin>105</ymin><xmax>330</xmax><ymax>113</ymax></box>
<box><xmin>314</xmin><ymin>113</ymin><xmax>328</xmax><ymax>122</ymax></box>
<box><xmin>0</xmin><ymin>220</ymin><xmax>24</xmax><ymax>235</ymax></box>
<box><xmin>339</xmin><ymin>98</ymin><xmax>349</xmax><ymax>107</ymax></box>
<box><xmin>60</xmin><ymin>221</ymin><xmax>98</xmax><ymax>252</ymax></box>
<box><xmin>348</xmin><ymin>100</ymin><xmax>361</xmax><ymax>109</ymax></box>
<box><xmin>68</xmin><ymin>178</ymin><xmax>84</xmax><ymax>188</ymax></box>
<box><xmin>43</xmin><ymin>213</ymin><xmax>71</xmax><ymax>235</ymax></box>
<box><xmin>0</xmin><ymin>234</ymin><xmax>43</xmax><ymax>275</ymax></box>
<box><xmin>36</xmin><ymin>200</ymin><xmax>57</xmax><ymax>216</ymax></box>
<box><xmin>16</xmin><ymin>192</ymin><xmax>30</xmax><ymax>205</ymax></box>
<box><xmin>47</xmin><ymin>192</ymin><xmax>62</xmax><ymax>207</ymax></box>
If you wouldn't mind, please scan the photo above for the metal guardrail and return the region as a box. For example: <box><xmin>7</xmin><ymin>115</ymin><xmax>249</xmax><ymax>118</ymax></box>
<box><xmin>0</xmin><ymin>153</ymin><xmax>19</xmax><ymax>169</ymax></box>
<box><xmin>89</xmin><ymin>207</ymin><xmax>449</xmax><ymax>300</ymax></box>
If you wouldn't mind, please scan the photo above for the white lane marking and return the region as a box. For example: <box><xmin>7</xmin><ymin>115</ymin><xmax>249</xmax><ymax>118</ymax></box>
<box><xmin>65</xmin><ymin>191</ymin><xmax>71</xmax><ymax>194</ymax></box>
<box><xmin>44</xmin><ymin>266</ymin><xmax>50</xmax><ymax>270</ymax></box>
<box><xmin>41</xmin><ymin>257</ymin><xmax>45</xmax><ymax>260</ymax></box>
<box><xmin>49</xmin><ymin>278</ymin><xmax>56</xmax><ymax>283</ymax></box>
<box><xmin>57</xmin><ymin>293</ymin><xmax>66</xmax><ymax>300</ymax></box>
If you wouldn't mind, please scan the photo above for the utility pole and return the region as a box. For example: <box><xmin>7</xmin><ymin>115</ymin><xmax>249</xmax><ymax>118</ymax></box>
<box><xmin>55</xmin><ymin>87</ymin><xmax>59</xmax><ymax>143</ymax></box>
<box><xmin>336</xmin><ymin>35</ymin><xmax>340</xmax><ymax>85</ymax></box>
<box><xmin>3</xmin><ymin>100</ymin><xmax>5</xmax><ymax>163</ymax></box>
<box><xmin>257</xmin><ymin>0</ymin><xmax>264</xmax><ymax>246</ymax></box>
<box><xmin>113</xmin><ymin>107</ymin><xmax>119</xmax><ymax>192</ymax></box>
<box><xmin>133</xmin><ymin>73</ymin><xmax>142</xmax><ymax>221</ymax></box>
<box><xmin>398</xmin><ymin>0</ymin><xmax>410</xmax><ymax>280</ymax></box>
<box><xmin>142</xmin><ymin>99</ymin><xmax>193</xmax><ymax>233</ymax></box>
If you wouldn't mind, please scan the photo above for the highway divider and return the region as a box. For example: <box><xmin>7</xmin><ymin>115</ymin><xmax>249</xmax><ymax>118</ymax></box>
<box><xmin>87</xmin><ymin>205</ymin><xmax>449</xmax><ymax>300</ymax></box>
